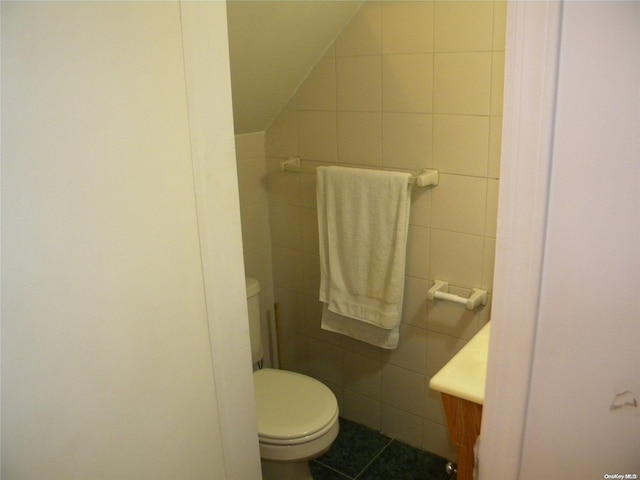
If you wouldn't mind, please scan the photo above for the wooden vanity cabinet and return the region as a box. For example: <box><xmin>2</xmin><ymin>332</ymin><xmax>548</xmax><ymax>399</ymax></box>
<box><xmin>441</xmin><ymin>393</ymin><xmax>482</xmax><ymax>480</ymax></box>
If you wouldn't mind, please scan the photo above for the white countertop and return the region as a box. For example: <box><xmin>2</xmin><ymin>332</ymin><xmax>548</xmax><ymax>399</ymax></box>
<box><xmin>429</xmin><ymin>322</ymin><xmax>490</xmax><ymax>405</ymax></box>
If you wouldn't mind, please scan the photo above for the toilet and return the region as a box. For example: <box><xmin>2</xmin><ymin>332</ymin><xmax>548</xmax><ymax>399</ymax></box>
<box><xmin>246</xmin><ymin>277</ymin><xmax>339</xmax><ymax>480</ymax></box>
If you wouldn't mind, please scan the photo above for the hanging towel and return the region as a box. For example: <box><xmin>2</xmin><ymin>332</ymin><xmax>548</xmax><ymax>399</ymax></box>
<box><xmin>321</xmin><ymin>304</ymin><xmax>401</xmax><ymax>349</ymax></box>
<box><xmin>317</xmin><ymin>166</ymin><xmax>412</xmax><ymax>349</ymax></box>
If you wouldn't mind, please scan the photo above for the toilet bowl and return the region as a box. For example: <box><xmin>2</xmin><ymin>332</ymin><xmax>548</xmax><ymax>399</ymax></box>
<box><xmin>254</xmin><ymin>368</ymin><xmax>339</xmax><ymax>479</ymax></box>
<box><xmin>246</xmin><ymin>278</ymin><xmax>340</xmax><ymax>480</ymax></box>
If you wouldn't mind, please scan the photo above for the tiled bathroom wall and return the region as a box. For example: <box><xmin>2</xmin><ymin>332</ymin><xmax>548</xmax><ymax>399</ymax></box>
<box><xmin>235</xmin><ymin>132</ymin><xmax>277</xmax><ymax>367</ymax></box>
<box><xmin>255</xmin><ymin>1</ymin><xmax>505</xmax><ymax>461</ymax></box>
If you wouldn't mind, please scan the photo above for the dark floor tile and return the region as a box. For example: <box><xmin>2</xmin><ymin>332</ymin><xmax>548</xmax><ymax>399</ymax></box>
<box><xmin>358</xmin><ymin>440</ymin><xmax>451</xmax><ymax>480</ymax></box>
<box><xmin>315</xmin><ymin>418</ymin><xmax>392</xmax><ymax>478</ymax></box>
<box><xmin>310</xmin><ymin>461</ymin><xmax>352</xmax><ymax>480</ymax></box>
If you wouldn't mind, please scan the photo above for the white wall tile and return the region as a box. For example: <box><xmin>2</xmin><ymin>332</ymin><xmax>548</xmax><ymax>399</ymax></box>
<box><xmin>491</xmin><ymin>50</ymin><xmax>505</xmax><ymax>115</ymax></box>
<box><xmin>337</xmin><ymin>56</ymin><xmax>382</xmax><ymax>112</ymax></box>
<box><xmin>434</xmin><ymin>1</ymin><xmax>494</xmax><ymax>53</ymax></box>
<box><xmin>433</xmin><ymin>114</ymin><xmax>489</xmax><ymax>177</ymax></box>
<box><xmin>406</xmin><ymin>225</ymin><xmax>430</xmax><ymax>280</ymax></box>
<box><xmin>342</xmin><ymin>389</ymin><xmax>382</xmax><ymax>431</ymax></box>
<box><xmin>298</xmin><ymin>172</ymin><xmax>318</xmax><ymax>209</ymax></box>
<box><xmin>424</xmin><ymin>377</ymin><xmax>447</xmax><ymax>425</ymax></box>
<box><xmin>338</xmin><ymin>335</ymin><xmax>384</xmax><ymax>362</ymax></box>
<box><xmin>302</xmin><ymin>252</ymin><xmax>321</xmax><ymax>298</ymax></box>
<box><xmin>237</xmin><ymin>154</ymin><xmax>269</xmax><ymax>208</ymax></box>
<box><xmin>324</xmin><ymin>382</ymin><xmax>344</xmax><ymax>417</ymax></box>
<box><xmin>482</xmin><ymin>237</ymin><xmax>496</xmax><ymax>292</ymax></box>
<box><xmin>278</xmin><ymin>327</ymin><xmax>309</xmax><ymax>374</ymax></box>
<box><xmin>307</xmin><ymin>338</ymin><xmax>344</xmax><ymax>385</ymax></box>
<box><xmin>337</xmin><ymin>111</ymin><xmax>382</xmax><ymax>165</ymax></box>
<box><xmin>410</xmin><ymin>186</ymin><xmax>432</xmax><ymax>228</ymax></box>
<box><xmin>381</xmin><ymin>364</ymin><xmax>425</xmax><ymax>416</ymax></box>
<box><xmin>272</xmin><ymin>246</ymin><xmax>304</xmax><ymax>293</ymax></box>
<box><xmin>266</xmin><ymin>158</ymin><xmax>301</xmax><ymax>206</ymax></box>
<box><xmin>235</xmin><ymin>132</ymin><xmax>265</xmax><ymax>159</ymax></box>
<box><xmin>243</xmin><ymin>246</ymin><xmax>273</xmax><ymax>295</ymax></box>
<box><xmin>434</xmin><ymin>52</ymin><xmax>492</xmax><ymax>115</ymax></box>
<box><xmin>301</xmin><ymin>207</ymin><xmax>319</xmax><ymax>254</ymax></box>
<box><xmin>431</xmin><ymin>174</ymin><xmax>487</xmax><ymax>236</ymax></box>
<box><xmin>430</xmin><ymin>229</ymin><xmax>484</xmax><ymax>290</ymax></box>
<box><xmin>381</xmin><ymin>405</ymin><xmax>423</xmax><ymax>448</ymax></box>
<box><xmin>298</xmin><ymin>111</ymin><xmax>337</xmax><ymax>162</ymax></box>
<box><xmin>425</xmin><ymin>330</ymin><xmax>467</xmax><ymax>377</ymax></box>
<box><xmin>402</xmin><ymin>276</ymin><xmax>429</xmax><ymax>329</ymax></box>
<box><xmin>488</xmin><ymin>116</ymin><xmax>503</xmax><ymax>178</ymax></box>
<box><xmin>383</xmin><ymin>112</ymin><xmax>433</xmax><ymax>170</ymax></box>
<box><xmin>274</xmin><ymin>287</ymin><xmax>306</xmax><ymax>333</ymax></box>
<box><xmin>492</xmin><ymin>0</ymin><xmax>507</xmax><ymax>51</ymax></box>
<box><xmin>237</xmin><ymin>130</ymin><xmax>276</xmax><ymax>369</ymax></box>
<box><xmin>382</xmin><ymin>323</ymin><xmax>427</xmax><ymax>375</ymax></box>
<box><xmin>269</xmin><ymin>202</ymin><xmax>302</xmax><ymax>248</ymax></box>
<box><xmin>382</xmin><ymin>1</ymin><xmax>434</xmax><ymax>54</ymax></box>
<box><xmin>343</xmin><ymin>351</ymin><xmax>382</xmax><ymax>400</ymax></box>
<box><xmin>240</xmin><ymin>202</ymin><xmax>271</xmax><ymax>252</ymax></box>
<box><xmin>382</xmin><ymin>54</ymin><xmax>433</xmax><ymax>113</ymax></box>
<box><xmin>485</xmin><ymin>178</ymin><xmax>499</xmax><ymax>237</ymax></box>
<box><xmin>426</xmin><ymin>294</ymin><xmax>481</xmax><ymax>341</ymax></box>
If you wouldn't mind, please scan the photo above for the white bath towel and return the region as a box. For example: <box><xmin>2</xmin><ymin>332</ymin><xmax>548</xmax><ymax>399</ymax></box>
<box><xmin>317</xmin><ymin>166</ymin><xmax>412</xmax><ymax>349</ymax></box>
<box><xmin>321</xmin><ymin>304</ymin><xmax>401</xmax><ymax>349</ymax></box>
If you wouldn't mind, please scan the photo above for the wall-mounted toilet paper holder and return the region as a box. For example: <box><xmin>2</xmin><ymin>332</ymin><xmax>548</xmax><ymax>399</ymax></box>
<box><xmin>427</xmin><ymin>280</ymin><xmax>487</xmax><ymax>311</ymax></box>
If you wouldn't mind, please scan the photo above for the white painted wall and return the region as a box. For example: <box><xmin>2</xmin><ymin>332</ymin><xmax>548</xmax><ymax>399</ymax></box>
<box><xmin>179</xmin><ymin>3</ymin><xmax>262</xmax><ymax>477</ymax></box>
<box><xmin>519</xmin><ymin>2</ymin><xmax>640</xmax><ymax>476</ymax></box>
<box><xmin>1</xmin><ymin>2</ymin><xmax>260</xmax><ymax>478</ymax></box>
<box><xmin>481</xmin><ymin>1</ymin><xmax>640</xmax><ymax>478</ymax></box>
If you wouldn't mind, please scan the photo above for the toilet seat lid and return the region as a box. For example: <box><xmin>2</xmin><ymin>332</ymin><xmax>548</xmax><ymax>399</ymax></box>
<box><xmin>254</xmin><ymin>368</ymin><xmax>338</xmax><ymax>441</ymax></box>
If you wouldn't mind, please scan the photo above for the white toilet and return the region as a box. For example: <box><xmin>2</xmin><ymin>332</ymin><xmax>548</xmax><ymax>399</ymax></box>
<box><xmin>246</xmin><ymin>277</ymin><xmax>339</xmax><ymax>480</ymax></box>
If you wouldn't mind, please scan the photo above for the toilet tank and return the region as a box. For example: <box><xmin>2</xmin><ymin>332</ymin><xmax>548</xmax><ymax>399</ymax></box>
<box><xmin>245</xmin><ymin>277</ymin><xmax>264</xmax><ymax>364</ymax></box>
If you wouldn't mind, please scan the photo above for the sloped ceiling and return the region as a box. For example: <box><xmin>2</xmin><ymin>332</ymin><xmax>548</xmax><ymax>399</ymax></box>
<box><xmin>226</xmin><ymin>1</ymin><xmax>363</xmax><ymax>134</ymax></box>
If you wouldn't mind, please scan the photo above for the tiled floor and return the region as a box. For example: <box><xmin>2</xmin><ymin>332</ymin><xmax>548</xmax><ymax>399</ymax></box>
<box><xmin>310</xmin><ymin>418</ymin><xmax>454</xmax><ymax>480</ymax></box>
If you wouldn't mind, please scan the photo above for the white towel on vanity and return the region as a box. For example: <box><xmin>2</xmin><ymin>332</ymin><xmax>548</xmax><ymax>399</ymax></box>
<box><xmin>317</xmin><ymin>166</ymin><xmax>412</xmax><ymax>349</ymax></box>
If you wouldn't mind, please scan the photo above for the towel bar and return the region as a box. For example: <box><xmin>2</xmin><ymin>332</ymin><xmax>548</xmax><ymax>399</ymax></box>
<box><xmin>280</xmin><ymin>157</ymin><xmax>439</xmax><ymax>188</ymax></box>
<box><xmin>427</xmin><ymin>280</ymin><xmax>487</xmax><ymax>310</ymax></box>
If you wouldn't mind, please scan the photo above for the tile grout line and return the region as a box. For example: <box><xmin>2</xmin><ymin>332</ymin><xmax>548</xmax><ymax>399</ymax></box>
<box><xmin>312</xmin><ymin>460</ymin><xmax>355</xmax><ymax>480</ymax></box>
<box><xmin>353</xmin><ymin>437</ymin><xmax>396</xmax><ymax>479</ymax></box>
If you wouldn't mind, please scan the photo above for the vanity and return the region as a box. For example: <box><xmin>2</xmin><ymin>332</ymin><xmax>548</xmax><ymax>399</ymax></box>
<box><xmin>429</xmin><ymin>322</ymin><xmax>490</xmax><ymax>480</ymax></box>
